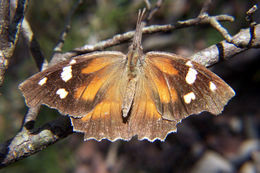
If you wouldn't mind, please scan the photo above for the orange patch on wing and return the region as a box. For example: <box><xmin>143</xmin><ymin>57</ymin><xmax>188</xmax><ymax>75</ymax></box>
<box><xmin>81</xmin><ymin>102</ymin><xmax>102</xmax><ymax>121</ymax></box>
<box><xmin>81</xmin><ymin>58</ymin><xmax>112</xmax><ymax>74</ymax></box>
<box><xmin>149</xmin><ymin>57</ymin><xmax>178</xmax><ymax>75</ymax></box>
<box><xmin>170</xmin><ymin>87</ymin><xmax>178</xmax><ymax>103</ymax></box>
<box><xmin>78</xmin><ymin>74</ymin><xmax>108</xmax><ymax>101</ymax></box>
<box><xmin>101</xmin><ymin>102</ymin><xmax>110</xmax><ymax>116</ymax></box>
<box><xmin>138</xmin><ymin>86</ymin><xmax>161</xmax><ymax>120</ymax></box>
<box><xmin>81</xmin><ymin>101</ymin><xmax>113</xmax><ymax>121</ymax></box>
<box><xmin>149</xmin><ymin>73</ymin><xmax>170</xmax><ymax>103</ymax></box>
<box><xmin>146</xmin><ymin>101</ymin><xmax>161</xmax><ymax>119</ymax></box>
<box><xmin>91</xmin><ymin>102</ymin><xmax>102</xmax><ymax>120</ymax></box>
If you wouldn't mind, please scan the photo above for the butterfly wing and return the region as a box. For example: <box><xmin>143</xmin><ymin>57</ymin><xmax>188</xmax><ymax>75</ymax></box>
<box><xmin>127</xmin><ymin>51</ymin><xmax>235</xmax><ymax>141</ymax></box>
<box><xmin>19</xmin><ymin>51</ymin><xmax>127</xmax><ymax>118</ymax></box>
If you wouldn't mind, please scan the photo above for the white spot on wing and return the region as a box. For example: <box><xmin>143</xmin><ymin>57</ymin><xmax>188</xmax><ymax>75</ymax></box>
<box><xmin>209</xmin><ymin>81</ymin><xmax>217</xmax><ymax>91</ymax></box>
<box><xmin>185</xmin><ymin>68</ymin><xmax>198</xmax><ymax>84</ymax></box>
<box><xmin>61</xmin><ymin>65</ymin><xmax>72</xmax><ymax>82</ymax></box>
<box><xmin>38</xmin><ymin>77</ymin><xmax>47</xmax><ymax>86</ymax></box>
<box><xmin>56</xmin><ymin>88</ymin><xmax>68</xmax><ymax>99</ymax></box>
<box><xmin>69</xmin><ymin>59</ymin><xmax>76</xmax><ymax>64</ymax></box>
<box><xmin>185</xmin><ymin>61</ymin><xmax>193</xmax><ymax>67</ymax></box>
<box><xmin>183</xmin><ymin>92</ymin><xmax>196</xmax><ymax>104</ymax></box>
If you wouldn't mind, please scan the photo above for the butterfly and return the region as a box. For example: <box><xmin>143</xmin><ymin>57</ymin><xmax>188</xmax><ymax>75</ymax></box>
<box><xmin>19</xmin><ymin>10</ymin><xmax>235</xmax><ymax>142</ymax></box>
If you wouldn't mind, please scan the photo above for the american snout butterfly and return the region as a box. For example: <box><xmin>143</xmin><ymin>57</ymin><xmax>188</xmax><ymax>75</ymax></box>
<box><xmin>19</xmin><ymin>10</ymin><xmax>235</xmax><ymax>142</ymax></box>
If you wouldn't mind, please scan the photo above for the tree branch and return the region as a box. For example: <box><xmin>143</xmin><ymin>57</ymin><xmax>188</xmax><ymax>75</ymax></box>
<box><xmin>0</xmin><ymin>0</ymin><xmax>28</xmax><ymax>86</ymax></box>
<box><xmin>190</xmin><ymin>24</ymin><xmax>260</xmax><ymax>67</ymax></box>
<box><xmin>0</xmin><ymin>116</ymin><xmax>73</xmax><ymax>168</ymax></box>
<box><xmin>0</xmin><ymin>0</ymin><xmax>10</xmax><ymax>86</ymax></box>
<box><xmin>55</xmin><ymin>14</ymin><xmax>234</xmax><ymax>62</ymax></box>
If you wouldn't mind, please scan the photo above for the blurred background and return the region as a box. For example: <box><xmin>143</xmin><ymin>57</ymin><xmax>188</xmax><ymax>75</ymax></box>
<box><xmin>0</xmin><ymin>0</ymin><xmax>259</xmax><ymax>172</ymax></box>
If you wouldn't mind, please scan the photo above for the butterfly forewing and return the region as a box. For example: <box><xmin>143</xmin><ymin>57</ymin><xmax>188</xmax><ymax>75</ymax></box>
<box><xmin>19</xmin><ymin>51</ymin><xmax>126</xmax><ymax>118</ymax></box>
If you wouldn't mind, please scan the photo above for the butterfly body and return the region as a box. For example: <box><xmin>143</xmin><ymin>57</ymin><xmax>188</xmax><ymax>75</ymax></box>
<box><xmin>19</xmin><ymin>10</ymin><xmax>235</xmax><ymax>141</ymax></box>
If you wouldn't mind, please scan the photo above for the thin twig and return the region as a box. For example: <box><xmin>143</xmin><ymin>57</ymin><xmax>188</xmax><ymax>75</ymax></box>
<box><xmin>208</xmin><ymin>4</ymin><xmax>258</xmax><ymax>48</ymax></box>
<box><xmin>208</xmin><ymin>15</ymin><xmax>233</xmax><ymax>42</ymax></box>
<box><xmin>9</xmin><ymin>0</ymin><xmax>28</xmax><ymax>43</ymax></box>
<box><xmin>22</xmin><ymin>106</ymin><xmax>41</xmax><ymax>130</ymax></box>
<box><xmin>21</xmin><ymin>18</ymin><xmax>48</xmax><ymax>71</ymax></box>
<box><xmin>245</xmin><ymin>4</ymin><xmax>258</xmax><ymax>48</ymax></box>
<box><xmin>57</xmin><ymin>14</ymin><xmax>234</xmax><ymax>61</ymax></box>
<box><xmin>51</xmin><ymin>0</ymin><xmax>83</xmax><ymax>58</ymax></box>
<box><xmin>199</xmin><ymin>0</ymin><xmax>212</xmax><ymax>16</ymax></box>
<box><xmin>144</xmin><ymin>0</ymin><xmax>163</xmax><ymax>22</ymax></box>
<box><xmin>246</xmin><ymin>5</ymin><xmax>257</xmax><ymax>23</ymax></box>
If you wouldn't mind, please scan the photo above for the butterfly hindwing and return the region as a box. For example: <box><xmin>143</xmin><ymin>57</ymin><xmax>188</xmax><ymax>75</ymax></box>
<box><xmin>70</xmin><ymin>72</ymin><xmax>131</xmax><ymax>141</ymax></box>
<box><xmin>19</xmin><ymin>51</ymin><xmax>126</xmax><ymax>118</ymax></box>
<box><xmin>128</xmin><ymin>72</ymin><xmax>178</xmax><ymax>141</ymax></box>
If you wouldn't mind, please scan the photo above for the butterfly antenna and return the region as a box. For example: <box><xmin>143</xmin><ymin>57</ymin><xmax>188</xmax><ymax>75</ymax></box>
<box><xmin>127</xmin><ymin>9</ymin><xmax>146</xmax><ymax>72</ymax></box>
<box><xmin>132</xmin><ymin>9</ymin><xmax>146</xmax><ymax>49</ymax></box>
